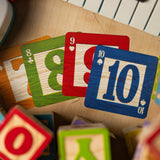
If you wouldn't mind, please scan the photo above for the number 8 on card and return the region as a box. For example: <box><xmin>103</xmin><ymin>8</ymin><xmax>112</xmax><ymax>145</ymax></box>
<box><xmin>85</xmin><ymin>46</ymin><xmax>158</xmax><ymax>119</ymax></box>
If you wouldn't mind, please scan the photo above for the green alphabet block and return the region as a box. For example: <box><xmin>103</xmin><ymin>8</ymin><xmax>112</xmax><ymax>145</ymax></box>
<box><xmin>58</xmin><ymin>123</ymin><xmax>111</xmax><ymax>160</ymax></box>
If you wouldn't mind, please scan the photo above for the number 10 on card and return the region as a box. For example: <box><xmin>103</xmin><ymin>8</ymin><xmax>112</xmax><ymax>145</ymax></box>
<box><xmin>85</xmin><ymin>46</ymin><xmax>158</xmax><ymax>118</ymax></box>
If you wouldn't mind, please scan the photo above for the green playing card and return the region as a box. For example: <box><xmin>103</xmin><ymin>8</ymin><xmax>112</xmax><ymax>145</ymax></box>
<box><xmin>21</xmin><ymin>35</ymin><xmax>75</xmax><ymax>107</ymax></box>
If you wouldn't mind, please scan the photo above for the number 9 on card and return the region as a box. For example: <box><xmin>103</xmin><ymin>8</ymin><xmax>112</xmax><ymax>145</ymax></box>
<box><xmin>85</xmin><ymin>46</ymin><xmax>158</xmax><ymax>119</ymax></box>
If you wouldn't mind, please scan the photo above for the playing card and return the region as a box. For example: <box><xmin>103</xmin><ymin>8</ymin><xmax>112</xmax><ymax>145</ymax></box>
<box><xmin>62</xmin><ymin>32</ymin><xmax>130</xmax><ymax>97</ymax></box>
<box><xmin>85</xmin><ymin>45</ymin><xmax>158</xmax><ymax>119</ymax></box>
<box><xmin>21</xmin><ymin>35</ymin><xmax>75</xmax><ymax>107</ymax></box>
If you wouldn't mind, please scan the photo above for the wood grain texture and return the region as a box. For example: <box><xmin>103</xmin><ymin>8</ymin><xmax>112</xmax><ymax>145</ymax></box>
<box><xmin>58</xmin><ymin>123</ymin><xmax>111</xmax><ymax>160</ymax></box>
<box><xmin>0</xmin><ymin>106</ymin><xmax>53</xmax><ymax>160</ymax></box>
<box><xmin>0</xmin><ymin>36</ymin><xmax>50</xmax><ymax>110</ymax></box>
<box><xmin>1</xmin><ymin>0</ymin><xmax>160</xmax><ymax>137</ymax></box>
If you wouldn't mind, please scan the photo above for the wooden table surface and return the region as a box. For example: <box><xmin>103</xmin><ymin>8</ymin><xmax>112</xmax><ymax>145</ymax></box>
<box><xmin>1</xmin><ymin>0</ymin><xmax>160</xmax><ymax>137</ymax></box>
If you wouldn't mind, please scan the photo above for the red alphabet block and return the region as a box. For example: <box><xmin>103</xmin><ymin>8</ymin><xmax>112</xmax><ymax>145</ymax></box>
<box><xmin>0</xmin><ymin>106</ymin><xmax>53</xmax><ymax>160</ymax></box>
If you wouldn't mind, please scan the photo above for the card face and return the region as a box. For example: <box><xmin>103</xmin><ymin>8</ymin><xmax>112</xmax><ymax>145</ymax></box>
<box><xmin>0</xmin><ymin>36</ymin><xmax>50</xmax><ymax>109</ymax></box>
<box><xmin>85</xmin><ymin>46</ymin><xmax>158</xmax><ymax>119</ymax></box>
<box><xmin>21</xmin><ymin>35</ymin><xmax>75</xmax><ymax>107</ymax></box>
<box><xmin>62</xmin><ymin>32</ymin><xmax>130</xmax><ymax>97</ymax></box>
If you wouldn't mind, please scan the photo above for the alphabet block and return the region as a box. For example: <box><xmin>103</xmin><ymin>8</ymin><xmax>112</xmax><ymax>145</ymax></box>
<box><xmin>0</xmin><ymin>106</ymin><xmax>53</xmax><ymax>160</ymax></box>
<box><xmin>0</xmin><ymin>92</ymin><xmax>7</xmax><ymax>124</ymax></box>
<box><xmin>123</xmin><ymin>126</ymin><xmax>142</xmax><ymax>158</ymax></box>
<box><xmin>0</xmin><ymin>36</ymin><xmax>50</xmax><ymax>110</ymax></box>
<box><xmin>145</xmin><ymin>121</ymin><xmax>160</xmax><ymax>159</ymax></box>
<box><xmin>58</xmin><ymin>123</ymin><xmax>111</xmax><ymax>160</ymax></box>
<box><xmin>0</xmin><ymin>112</ymin><xmax>4</xmax><ymax>124</ymax></box>
<box><xmin>71</xmin><ymin>116</ymin><xmax>92</xmax><ymax>125</ymax></box>
<box><xmin>34</xmin><ymin>113</ymin><xmax>56</xmax><ymax>160</ymax></box>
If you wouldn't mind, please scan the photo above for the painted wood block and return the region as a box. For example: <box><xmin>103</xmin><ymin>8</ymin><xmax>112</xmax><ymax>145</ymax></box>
<box><xmin>123</xmin><ymin>126</ymin><xmax>142</xmax><ymax>158</ymax></box>
<box><xmin>0</xmin><ymin>112</ymin><xmax>4</xmax><ymax>124</ymax></box>
<box><xmin>146</xmin><ymin>125</ymin><xmax>160</xmax><ymax>159</ymax></box>
<box><xmin>71</xmin><ymin>116</ymin><xmax>92</xmax><ymax>125</ymax></box>
<box><xmin>0</xmin><ymin>93</ymin><xmax>7</xmax><ymax>124</ymax></box>
<box><xmin>0</xmin><ymin>105</ymin><xmax>53</xmax><ymax>160</ymax></box>
<box><xmin>21</xmin><ymin>35</ymin><xmax>76</xmax><ymax>107</ymax></box>
<box><xmin>133</xmin><ymin>121</ymin><xmax>159</xmax><ymax>160</ymax></box>
<box><xmin>85</xmin><ymin>45</ymin><xmax>158</xmax><ymax>119</ymax></box>
<box><xmin>63</xmin><ymin>32</ymin><xmax>129</xmax><ymax>97</ymax></box>
<box><xmin>152</xmin><ymin>57</ymin><xmax>160</xmax><ymax>100</ymax></box>
<box><xmin>58</xmin><ymin>123</ymin><xmax>111</xmax><ymax>160</ymax></box>
<box><xmin>154</xmin><ymin>56</ymin><xmax>160</xmax><ymax>104</ymax></box>
<box><xmin>0</xmin><ymin>36</ymin><xmax>50</xmax><ymax>110</ymax></box>
<box><xmin>34</xmin><ymin>113</ymin><xmax>56</xmax><ymax>160</ymax></box>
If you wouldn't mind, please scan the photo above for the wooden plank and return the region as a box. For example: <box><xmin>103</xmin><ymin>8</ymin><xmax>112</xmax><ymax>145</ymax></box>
<box><xmin>68</xmin><ymin>0</ymin><xmax>84</xmax><ymax>7</ymax></box>
<box><xmin>83</xmin><ymin>0</ymin><xmax>102</xmax><ymax>13</ymax></box>
<box><xmin>129</xmin><ymin>0</ymin><xmax>157</xmax><ymax>30</ymax></box>
<box><xmin>114</xmin><ymin>0</ymin><xmax>138</xmax><ymax>24</ymax></box>
<box><xmin>99</xmin><ymin>0</ymin><xmax>121</xmax><ymax>19</ymax></box>
<box><xmin>145</xmin><ymin>0</ymin><xmax>160</xmax><ymax>36</ymax></box>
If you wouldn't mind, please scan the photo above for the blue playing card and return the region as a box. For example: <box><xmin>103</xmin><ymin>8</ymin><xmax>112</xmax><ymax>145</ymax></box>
<box><xmin>85</xmin><ymin>46</ymin><xmax>158</xmax><ymax>119</ymax></box>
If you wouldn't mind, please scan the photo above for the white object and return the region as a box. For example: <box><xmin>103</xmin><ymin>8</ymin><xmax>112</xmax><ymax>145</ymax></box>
<box><xmin>83</xmin><ymin>0</ymin><xmax>102</xmax><ymax>13</ymax></box>
<box><xmin>63</xmin><ymin>0</ymin><xmax>160</xmax><ymax>36</ymax></box>
<box><xmin>68</xmin><ymin>0</ymin><xmax>84</xmax><ymax>7</ymax></box>
<box><xmin>0</xmin><ymin>0</ymin><xmax>14</xmax><ymax>45</ymax></box>
<box><xmin>145</xmin><ymin>0</ymin><xmax>160</xmax><ymax>36</ymax></box>
<box><xmin>114</xmin><ymin>0</ymin><xmax>138</xmax><ymax>24</ymax></box>
<box><xmin>99</xmin><ymin>0</ymin><xmax>121</xmax><ymax>19</ymax></box>
<box><xmin>129</xmin><ymin>0</ymin><xmax>157</xmax><ymax>30</ymax></box>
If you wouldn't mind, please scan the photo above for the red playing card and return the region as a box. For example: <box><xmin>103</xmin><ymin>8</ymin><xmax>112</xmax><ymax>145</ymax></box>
<box><xmin>62</xmin><ymin>32</ymin><xmax>130</xmax><ymax>97</ymax></box>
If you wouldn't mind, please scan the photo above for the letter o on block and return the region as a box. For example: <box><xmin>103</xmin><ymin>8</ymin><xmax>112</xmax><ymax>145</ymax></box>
<box><xmin>0</xmin><ymin>106</ymin><xmax>52</xmax><ymax>160</ymax></box>
<box><xmin>5</xmin><ymin>127</ymin><xmax>33</xmax><ymax>155</ymax></box>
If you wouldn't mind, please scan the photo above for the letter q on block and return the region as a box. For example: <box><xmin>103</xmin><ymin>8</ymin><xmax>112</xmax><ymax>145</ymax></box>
<box><xmin>0</xmin><ymin>106</ymin><xmax>53</xmax><ymax>160</ymax></box>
